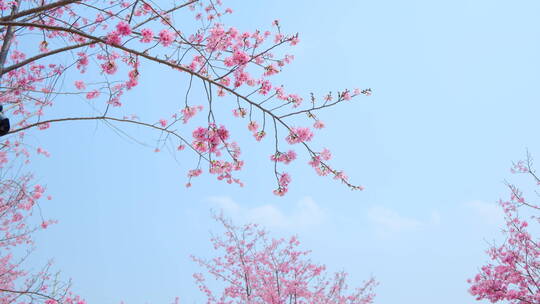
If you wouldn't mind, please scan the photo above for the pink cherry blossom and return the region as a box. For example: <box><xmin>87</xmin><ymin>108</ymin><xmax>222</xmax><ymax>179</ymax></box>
<box><xmin>314</xmin><ymin>120</ymin><xmax>325</xmax><ymax>129</ymax></box>
<box><xmin>247</xmin><ymin>121</ymin><xmax>259</xmax><ymax>132</ymax></box>
<box><xmin>270</xmin><ymin>150</ymin><xmax>297</xmax><ymax>164</ymax></box>
<box><xmin>159</xmin><ymin>29</ymin><xmax>175</xmax><ymax>46</ymax></box>
<box><xmin>254</xmin><ymin>130</ymin><xmax>266</xmax><ymax>141</ymax></box>
<box><xmin>74</xmin><ymin>80</ymin><xmax>86</xmax><ymax>90</ymax></box>
<box><xmin>101</xmin><ymin>60</ymin><xmax>118</xmax><ymax>75</ymax></box>
<box><xmin>116</xmin><ymin>21</ymin><xmax>132</xmax><ymax>36</ymax></box>
<box><xmin>181</xmin><ymin>105</ymin><xmax>203</xmax><ymax>123</ymax></box>
<box><xmin>286</xmin><ymin>127</ymin><xmax>313</xmax><ymax>144</ymax></box>
<box><xmin>140</xmin><ymin>28</ymin><xmax>154</xmax><ymax>43</ymax></box>
<box><xmin>86</xmin><ymin>90</ymin><xmax>100</xmax><ymax>99</ymax></box>
<box><xmin>106</xmin><ymin>31</ymin><xmax>122</xmax><ymax>45</ymax></box>
<box><xmin>232</xmin><ymin>108</ymin><xmax>247</xmax><ymax>118</ymax></box>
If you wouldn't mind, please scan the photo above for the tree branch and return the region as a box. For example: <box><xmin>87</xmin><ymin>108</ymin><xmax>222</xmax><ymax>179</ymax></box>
<box><xmin>0</xmin><ymin>0</ymin><xmax>81</xmax><ymax>22</ymax></box>
<box><xmin>8</xmin><ymin>115</ymin><xmax>209</xmax><ymax>161</ymax></box>
<box><xmin>0</xmin><ymin>1</ymin><xmax>20</xmax><ymax>76</ymax></box>
<box><xmin>1</xmin><ymin>41</ymin><xmax>94</xmax><ymax>75</ymax></box>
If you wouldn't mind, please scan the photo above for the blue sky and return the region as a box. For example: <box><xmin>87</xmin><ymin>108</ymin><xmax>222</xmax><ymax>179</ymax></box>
<box><xmin>24</xmin><ymin>0</ymin><xmax>540</xmax><ymax>303</ymax></box>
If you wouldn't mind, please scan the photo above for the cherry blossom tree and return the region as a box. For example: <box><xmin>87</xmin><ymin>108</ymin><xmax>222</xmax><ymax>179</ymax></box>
<box><xmin>0</xmin><ymin>0</ymin><xmax>371</xmax><ymax>196</ymax></box>
<box><xmin>468</xmin><ymin>152</ymin><xmax>540</xmax><ymax>304</ymax></box>
<box><xmin>192</xmin><ymin>215</ymin><xmax>377</xmax><ymax>304</ymax></box>
<box><xmin>0</xmin><ymin>171</ymin><xmax>85</xmax><ymax>303</ymax></box>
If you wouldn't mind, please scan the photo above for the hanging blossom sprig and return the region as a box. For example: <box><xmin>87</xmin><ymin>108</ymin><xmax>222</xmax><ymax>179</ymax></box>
<box><xmin>0</xmin><ymin>0</ymin><xmax>371</xmax><ymax>195</ymax></box>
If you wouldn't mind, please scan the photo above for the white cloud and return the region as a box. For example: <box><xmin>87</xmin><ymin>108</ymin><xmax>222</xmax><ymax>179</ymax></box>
<box><xmin>367</xmin><ymin>206</ymin><xmax>440</xmax><ymax>237</ymax></box>
<box><xmin>368</xmin><ymin>206</ymin><xmax>422</xmax><ymax>231</ymax></box>
<box><xmin>207</xmin><ymin>196</ymin><xmax>325</xmax><ymax>229</ymax></box>
<box><xmin>464</xmin><ymin>200</ymin><xmax>504</xmax><ymax>225</ymax></box>
<box><xmin>430</xmin><ymin>210</ymin><xmax>442</xmax><ymax>225</ymax></box>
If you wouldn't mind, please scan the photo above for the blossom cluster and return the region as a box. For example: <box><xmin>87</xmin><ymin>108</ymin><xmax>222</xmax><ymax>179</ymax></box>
<box><xmin>192</xmin><ymin>215</ymin><xmax>378</xmax><ymax>303</ymax></box>
<box><xmin>468</xmin><ymin>157</ymin><xmax>540</xmax><ymax>303</ymax></box>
